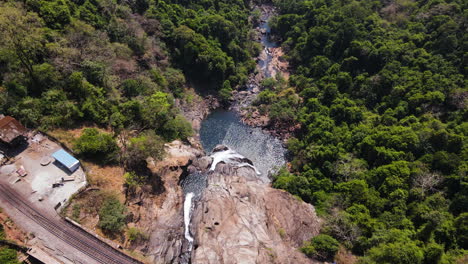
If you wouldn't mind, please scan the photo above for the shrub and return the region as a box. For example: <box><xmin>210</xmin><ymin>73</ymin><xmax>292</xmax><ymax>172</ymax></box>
<box><xmin>160</xmin><ymin>115</ymin><xmax>193</xmax><ymax>141</ymax></box>
<box><xmin>455</xmin><ymin>213</ymin><xmax>468</xmax><ymax>249</ymax></box>
<box><xmin>127</xmin><ymin>227</ymin><xmax>148</xmax><ymax>243</ymax></box>
<box><xmin>164</xmin><ymin>68</ymin><xmax>185</xmax><ymax>97</ymax></box>
<box><xmin>98</xmin><ymin>196</ymin><xmax>126</xmax><ymax>234</ymax></box>
<box><xmin>360</xmin><ymin>241</ymin><xmax>424</xmax><ymax>264</ymax></box>
<box><xmin>74</xmin><ymin>128</ymin><xmax>119</xmax><ymax>164</ymax></box>
<box><xmin>121</xmin><ymin>79</ymin><xmax>144</xmax><ymax>97</ymax></box>
<box><xmin>0</xmin><ymin>247</ymin><xmax>20</xmax><ymax>264</ymax></box>
<box><xmin>124</xmin><ymin>171</ymin><xmax>146</xmax><ymax>187</ymax></box>
<box><xmin>219</xmin><ymin>80</ymin><xmax>233</xmax><ymax>102</ymax></box>
<box><xmin>301</xmin><ymin>234</ymin><xmax>340</xmax><ymax>261</ymax></box>
<box><xmin>71</xmin><ymin>204</ymin><xmax>81</xmax><ymax>222</ymax></box>
<box><xmin>81</xmin><ymin>60</ymin><xmax>106</xmax><ymax>87</ymax></box>
<box><xmin>0</xmin><ymin>224</ymin><xmax>4</xmax><ymax>240</ymax></box>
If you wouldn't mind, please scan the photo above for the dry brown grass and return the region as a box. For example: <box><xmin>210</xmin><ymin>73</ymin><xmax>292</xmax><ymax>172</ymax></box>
<box><xmin>49</xmin><ymin>128</ymin><xmax>152</xmax><ymax>262</ymax></box>
<box><xmin>456</xmin><ymin>255</ymin><xmax>468</xmax><ymax>264</ymax></box>
<box><xmin>83</xmin><ymin>162</ymin><xmax>126</xmax><ymax>200</ymax></box>
<box><xmin>335</xmin><ymin>246</ymin><xmax>359</xmax><ymax>264</ymax></box>
<box><xmin>62</xmin><ymin>163</ymin><xmax>127</xmax><ymax>243</ymax></box>
<box><xmin>48</xmin><ymin>128</ymin><xmax>80</xmax><ymax>150</ymax></box>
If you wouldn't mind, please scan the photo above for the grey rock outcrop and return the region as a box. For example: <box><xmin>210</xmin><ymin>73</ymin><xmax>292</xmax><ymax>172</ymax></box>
<box><xmin>190</xmin><ymin>162</ymin><xmax>321</xmax><ymax>264</ymax></box>
<box><xmin>125</xmin><ymin>141</ymin><xmax>320</xmax><ymax>264</ymax></box>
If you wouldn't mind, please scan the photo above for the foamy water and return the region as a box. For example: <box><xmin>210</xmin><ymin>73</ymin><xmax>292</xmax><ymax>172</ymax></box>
<box><xmin>184</xmin><ymin>192</ymin><xmax>195</xmax><ymax>247</ymax></box>
<box><xmin>210</xmin><ymin>148</ymin><xmax>261</xmax><ymax>175</ymax></box>
<box><xmin>200</xmin><ymin>110</ymin><xmax>286</xmax><ymax>182</ymax></box>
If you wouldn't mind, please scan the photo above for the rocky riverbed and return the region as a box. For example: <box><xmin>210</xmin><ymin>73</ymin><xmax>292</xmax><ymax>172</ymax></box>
<box><xmin>129</xmin><ymin>139</ymin><xmax>321</xmax><ymax>263</ymax></box>
<box><xmin>129</xmin><ymin>5</ymin><xmax>320</xmax><ymax>264</ymax></box>
<box><xmin>230</xmin><ymin>5</ymin><xmax>294</xmax><ymax>140</ymax></box>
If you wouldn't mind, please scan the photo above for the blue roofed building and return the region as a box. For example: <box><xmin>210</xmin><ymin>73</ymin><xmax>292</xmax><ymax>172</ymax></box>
<box><xmin>52</xmin><ymin>149</ymin><xmax>80</xmax><ymax>172</ymax></box>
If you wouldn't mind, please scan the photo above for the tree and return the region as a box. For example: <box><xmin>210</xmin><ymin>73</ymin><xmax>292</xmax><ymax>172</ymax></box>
<box><xmin>141</xmin><ymin>91</ymin><xmax>172</xmax><ymax>129</ymax></box>
<box><xmin>424</xmin><ymin>243</ymin><xmax>443</xmax><ymax>264</ymax></box>
<box><xmin>361</xmin><ymin>241</ymin><xmax>424</xmax><ymax>264</ymax></box>
<box><xmin>172</xmin><ymin>25</ymin><xmax>235</xmax><ymax>87</ymax></box>
<box><xmin>455</xmin><ymin>213</ymin><xmax>468</xmax><ymax>249</ymax></box>
<box><xmin>79</xmin><ymin>0</ymin><xmax>105</xmax><ymax>28</ymax></box>
<box><xmin>125</xmin><ymin>130</ymin><xmax>165</xmax><ymax>162</ymax></box>
<box><xmin>336</xmin><ymin>179</ymin><xmax>371</xmax><ymax>206</ymax></box>
<box><xmin>0</xmin><ymin>5</ymin><xmax>45</xmax><ymax>94</ymax></box>
<box><xmin>301</xmin><ymin>234</ymin><xmax>340</xmax><ymax>261</ymax></box>
<box><xmin>163</xmin><ymin>68</ymin><xmax>185</xmax><ymax>97</ymax></box>
<box><xmin>98</xmin><ymin>196</ymin><xmax>126</xmax><ymax>234</ymax></box>
<box><xmin>74</xmin><ymin>128</ymin><xmax>119</xmax><ymax>164</ymax></box>
<box><xmin>38</xmin><ymin>0</ymin><xmax>71</xmax><ymax>29</ymax></box>
<box><xmin>219</xmin><ymin>80</ymin><xmax>232</xmax><ymax>102</ymax></box>
<box><xmin>121</xmin><ymin>79</ymin><xmax>145</xmax><ymax>97</ymax></box>
<box><xmin>0</xmin><ymin>247</ymin><xmax>20</xmax><ymax>264</ymax></box>
<box><xmin>412</xmin><ymin>171</ymin><xmax>442</xmax><ymax>197</ymax></box>
<box><xmin>160</xmin><ymin>115</ymin><xmax>193</xmax><ymax>141</ymax></box>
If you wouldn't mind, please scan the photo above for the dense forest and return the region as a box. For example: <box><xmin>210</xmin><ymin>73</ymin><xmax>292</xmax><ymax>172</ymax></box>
<box><xmin>0</xmin><ymin>0</ymin><xmax>256</xmax><ymax>261</ymax></box>
<box><xmin>0</xmin><ymin>0</ymin><xmax>258</xmax><ymax>163</ymax></box>
<box><xmin>264</xmin><ymin>0</ymin><xmax>467</xmax><ymax>263</ymax></box>
<box><xmin>0</xmin><ymin>0</ymin><xmax>466</xmax><ymax>263</ymax></box>
<box><xmin>0</xmin><ymin>0</ymin><xmax>257</xmax><ymax>131</ymax></box>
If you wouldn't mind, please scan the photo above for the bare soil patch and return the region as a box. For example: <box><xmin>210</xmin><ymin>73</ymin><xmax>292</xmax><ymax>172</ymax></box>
<box><xmin>0</xmin><ymin>208</ymin><xmax>28</xmax><ymax>244</ymax></box>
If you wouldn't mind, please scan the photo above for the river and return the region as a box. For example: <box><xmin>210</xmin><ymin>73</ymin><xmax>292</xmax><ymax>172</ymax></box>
<box><xmin>199</xmin><ymin>109</ymin><xmax>285</xmax><ymax>181</ymax></box>
<box><xmin>181</xmin><ymin>5</ymin><xmax>286</xmax><ymax>261</ymax></box>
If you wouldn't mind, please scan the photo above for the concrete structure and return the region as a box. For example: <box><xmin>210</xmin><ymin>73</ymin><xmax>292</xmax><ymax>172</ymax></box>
<box><xmin>27</xmin><ymin>246</ymin><xmax>64</xmax><ymax>264</ymax></box>
<box><xmin>52</xmin><ymin>149</ymin><xmax>80</xmax><ymax>173</ymax></box>
<box><xmin>0</xmin><ymin>132</ymin><xmax>87</xmax><ymax>207</ymax></box>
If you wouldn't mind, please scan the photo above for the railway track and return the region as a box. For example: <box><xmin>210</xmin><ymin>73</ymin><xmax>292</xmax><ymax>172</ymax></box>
<box><xmin>0</xmin><ymin>183</ymin><xmax>143</xmax><ymax>264</ymax></box>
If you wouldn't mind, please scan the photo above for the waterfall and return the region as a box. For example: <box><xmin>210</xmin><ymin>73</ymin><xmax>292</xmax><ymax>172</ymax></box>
<box><xmin>210</xmin><ymin>148</ymin><xmax>261</xmax><ymax>175</ymax></box>
<box><xmin>184</xmin><ymin>192</ymin><xmax>195</xmax><ymax>249</ymax></box>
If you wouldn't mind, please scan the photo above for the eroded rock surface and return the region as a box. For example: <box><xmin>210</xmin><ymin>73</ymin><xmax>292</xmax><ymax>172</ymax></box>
<box><xmin>125</xmin><ymin>140</ymin><xmax>320</xmax><ymax>264</ymax></box>
<box><xmin>125</xmin><ymin>140</ymin><xmax>204</xmax><ymax>263</ymax></box>
<box><xmin>191</xmin><ymin>161</ymin><xmax>321</xmax><ymax>264</ymax></box>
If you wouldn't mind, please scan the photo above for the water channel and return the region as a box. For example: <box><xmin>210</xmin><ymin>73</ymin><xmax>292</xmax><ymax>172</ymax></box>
<box><xmin>181</xmin><ymin>5</ymin><xmax>286</xmax><ymax>260</ymax></box>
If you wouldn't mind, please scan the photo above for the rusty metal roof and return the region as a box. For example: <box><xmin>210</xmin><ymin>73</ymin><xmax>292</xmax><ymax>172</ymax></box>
<box><xmin>0</xmin><ymin>116</ymin><xmax>27</xmax><ymax>143</ymax></box>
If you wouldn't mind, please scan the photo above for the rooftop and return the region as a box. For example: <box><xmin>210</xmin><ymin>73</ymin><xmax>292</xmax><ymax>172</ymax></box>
<box><xmin>0</xmin><ymin>116</ymin><xmax>27</xmax><ymax>143</ymax></box>
<box><xmin>52</xmin><ymin>149</ymin><xmax>79</xmax><ymax>169</ymax></box>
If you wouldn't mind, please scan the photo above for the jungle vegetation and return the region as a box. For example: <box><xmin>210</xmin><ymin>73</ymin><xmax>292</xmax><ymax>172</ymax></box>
<box><xmin>0</xmin><ymin>0</ymin><xmax>257</xmax><ymax>180</ymax></box>
<box><xmin>0</xmin><ymin>0</ymin><xmax>466</xmax><ymax>263</ymax></box>
<box><xmin>0</xmin><ymin>0</ymin><xmax>257</xmax><ymax>130</ymax></box>
<box><xmin>0</xmin><ymin>0</ymin><xmax>257</xmax><ymax>246</ymax></box>
<box><xmin>264</xmin><ymin>0</ymin><xmax>467</xmax><ymax>263</ymax></box>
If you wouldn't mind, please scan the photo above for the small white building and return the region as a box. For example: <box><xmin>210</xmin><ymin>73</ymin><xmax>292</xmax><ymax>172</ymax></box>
<box><xmin>52</xmin><ymin>149</ymin><xmax>80</xmax><ymax>172</ymax></box>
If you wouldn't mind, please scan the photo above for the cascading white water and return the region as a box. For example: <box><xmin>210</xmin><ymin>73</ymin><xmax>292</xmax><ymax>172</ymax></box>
<box><xmin>183</xmin><ymin>192</ymin><xmax>195</xmax><ymax>249</ymax></box>
<box><xmin>210</xmin><ymin>148</ymin><xmax>261</xmax><ymax>175</ymax></box>
<box><xmin>200</xmin><ymin>111</ymin><xmax>286</xmax><ymax>183</ymax></box>
<box><xmin>222</xmin><ymin>123</ymin><xmax>285</xmax><ymax>175</ymax></box>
